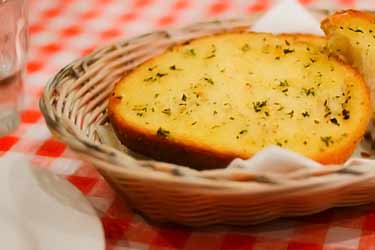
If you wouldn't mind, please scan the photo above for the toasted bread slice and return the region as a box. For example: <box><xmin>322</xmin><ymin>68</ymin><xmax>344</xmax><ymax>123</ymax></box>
<box><xmin>108</xmin><ymin>32</ymin><xmax>371</xmax><ymax>169</ymax></box>
<box><xmin>321</xmin><ymin>10</ymin><xmax>375</xmax><ymax>115</ymax></box>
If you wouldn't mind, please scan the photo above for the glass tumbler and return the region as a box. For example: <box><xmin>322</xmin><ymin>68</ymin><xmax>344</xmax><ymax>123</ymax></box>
<box><xmin>0</xmin><ymin>0</ymin><xmax>27</xmax><ymax>136</ymax></box>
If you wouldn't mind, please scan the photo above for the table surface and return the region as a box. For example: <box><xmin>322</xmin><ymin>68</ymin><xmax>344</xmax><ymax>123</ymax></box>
<box><xmin>3</xmin><ymin>0</ymin><xmax>375</xmax><ymax>249</ymax></box>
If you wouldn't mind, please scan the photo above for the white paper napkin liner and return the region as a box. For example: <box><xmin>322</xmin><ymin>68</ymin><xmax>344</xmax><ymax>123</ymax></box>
<box><xmin>252</xmin><ymin>0</ymin><xmax>324</xmax><ymax>35</ymax></box>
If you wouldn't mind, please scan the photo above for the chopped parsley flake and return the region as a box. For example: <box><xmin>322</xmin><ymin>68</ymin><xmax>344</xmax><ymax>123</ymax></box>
<box><xmin>279</xmin><ymin>80</ymin><xmax>289</xmax><ymax>87</ymax></box>
<box><xmin>253</xmin><ymin>100</ymin><xmax>267</xmax><ymax>112</ymax></box>
<box><xmin>283</xmin><ymin>48</ymin><xmax>295</xmax><ymax>54</ymax></box>
<box><xmin>144</xmin><ymin>72</ymin><xmax>168</xmax><ymax>82</ymax></box>
<box><xmin>342</xmin><ymin>109</ymin><xmax>350</xmax><ymax>120</ymax></box>
<box><xmin>203</xmin><ymin>77</ymin><xmax>214</xmax><ymax>85</ymax></box>
<box><xmin>330</xmin><ymin>118</ymin><xmax>340</xmax><ymax>126</ymax></box>
<box><xmin>156</xmin><ymin>72</ymin><xmax>167</xmax><ymax>78</ymax></box>
<box><xmin>187</xmin><ymin>49</ymin><xmax>196</xmax><ymax>56</ymax></box>
<box><xmin>348</xmin><ymin>27</ymin><xmax>364</xmax><ymax>33</ymax></box>
<box><xmin>302</xmin><ymin>87</ymin><xmax>315</xmax><ymax>96</ymax></box>
<box><xmin>321</xmin><ymin>136</ymin><xmax>334</xmax><ymax>147</ymax></box>
<box><xmin>162</xmin><ymin>108</ymin><xmax>171</xmax><ymax>115</ymax></box>
<box><xmin>156</xmin><ymin>127</ymin><xmax>170</xmax><ymax>137</ymax></box>
<box><xmin>302</xmin><ymin>111</ymin><xmax>310</xmax><ymax>117</ymax></box>
<box><xmin>239</xmin><ymin>129</ymin><xmax>248</xmax><ymax>135</ymax></box>
<box><xmin>170</xmin><ymin>65</ymin><xmax>182</xmax><ymax>71</ymax></box>
<box><xmin>205</xmin><ymin>44</ymin><xmax>216</xmax><ymax>59</ymax></box>
<box><xmin>241</xmin><ymin>43</ymin><xmax>250</xmax><ymax>52</ymax></box>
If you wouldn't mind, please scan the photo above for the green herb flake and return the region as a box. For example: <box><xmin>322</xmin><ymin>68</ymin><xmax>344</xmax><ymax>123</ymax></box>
<box><xmin>277</xmin><ymin>106</ymin><xmax>284</xmax><ymax>111</ymax></box>
<box><xmin>283</xmin><ymin>48</ymin><xmax>295</xmax><ymax>54</ymax></box>
<box><xmin>132</xmin><ymin>106</ymin><xmax>147</xmax><ymax>112</ymax></box>
<box><xmin>205</xmin><ymin>44</ymin><xmax>216</xmax><ymax>59</ymax></box>
<box><xmin>342</xmin><ymin>109</ymin><xmax>350</xmax><ymax>120</ymax></box>
<box><xmin>345</xmin><ymin>95</ymin><xmax>352</xmax><ymax>104</ymax></box>
<box><xmin>330</xmin><ymin>118</ymin><xmax>340</xmax><ymax>126</ymax></box>
<box><xmin>321</xmin><ymin>136</ymin><xmax>334</xmax><ymax>147</ymax></box>
<box><xmin>324</xmin><ymin>112</ymin><xmax>332</xmax><ymax>118</ymax></box>
<box><xmin>156</xmin><ymin>127</ymin><xmax>170</xmax><ymax>137</ymax></box>
<box><xmin>302</xmin><ymin>111</ymin><xmax>310</xmax><ymax>117</ymax></box>
<box><xmin>170</xmin><ymin>65</ymin><xmax>182</xmax><ymax>71</ymax></box>
<box><xmin>203</xmin><ymin>77</ymin><xmax>214</xmax><ymax>85</ymax></box>
<box><xmin>241</xmin><ymin>43</ymin><xmax>250</xmax><ymax>52</ymax></box>
<box><xmin>156</xmin><ymin>72</ymin><xmax>167</xmax><ymax>78</ymax></box>
<box><xmin>302</xmin><ymin>87</ymin><xmax>315</xmax><ymax>96</ymax></box>
<box><xmin>348</xmin><ymin>27</ymin><xmax>364</xmax><ymax>33</ymax></box>
<box><xmin>239</xmin><ymin>129</ymin><xmax>248</xmax><ymax>135</ymax></box>
<box><xmin>279</xmin><ymin>80</ymin><xmax>289</xmax><ymax>87</ymax></box>
<box><xmin>144</xmin><ymin>76</ymin><xmax>154</xmax><ymax>82</ymax></box>
<box><xmin>253</xmin><ymin>100</ymin><xmax>267</xmax><ymax>112</ymax></box>
<box><xmin>148</xmin><ymin>65</ymin><xmax>157</xmax><ymax>71</ymax></box>
<box><xmin>187</xmin><ymin>49</ymin><xmax>196</xmax><ymax>56</ymax></box>
<box><xmin>162</xmin><ymin>108</ymin><xmax>171</xmax><ymax>115</ymax></box>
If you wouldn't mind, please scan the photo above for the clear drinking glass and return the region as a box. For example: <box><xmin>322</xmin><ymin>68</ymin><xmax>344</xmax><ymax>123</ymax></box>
<box><xmin>0</xmin><ymin>0</ymin><xmax>27</xmax><ymax>136</ymax></box>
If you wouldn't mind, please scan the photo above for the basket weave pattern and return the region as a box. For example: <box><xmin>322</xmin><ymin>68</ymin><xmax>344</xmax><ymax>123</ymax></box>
<box><xmin>40</xmin><ymin>17</ymin><xmax>375</xmax><ymax>226</ymax></box>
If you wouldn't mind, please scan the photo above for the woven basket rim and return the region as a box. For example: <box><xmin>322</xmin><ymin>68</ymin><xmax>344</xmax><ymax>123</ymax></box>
<box><xmin>39</xmin><ymin>14</ymin><xmax>375</xmax><ymax>191</ymax></box>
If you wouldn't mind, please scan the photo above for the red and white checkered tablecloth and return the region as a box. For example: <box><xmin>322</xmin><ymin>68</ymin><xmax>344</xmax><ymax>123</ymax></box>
<box><xmin>3</xmin><ymin>0</ymin><xmax>375</xmax><ymax>249</ymax></box>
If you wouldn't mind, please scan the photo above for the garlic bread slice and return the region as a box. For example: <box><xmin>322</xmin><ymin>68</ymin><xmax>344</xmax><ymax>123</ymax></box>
<box><xmin>109</xmin><ymin>32</ymin><xmax>371</xmax><ymax>169</ymax></box>
<box><xmin>322</xmin><ymin>10</ymin><xmax>375</xmax><ymax>115</ymax></box>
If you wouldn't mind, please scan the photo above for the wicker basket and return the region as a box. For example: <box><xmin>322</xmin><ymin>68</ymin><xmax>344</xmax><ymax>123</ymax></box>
<box><xmin>40</xmin><ymin>15</ymin><xmax>375</xmax><ymax>226</ymax></box>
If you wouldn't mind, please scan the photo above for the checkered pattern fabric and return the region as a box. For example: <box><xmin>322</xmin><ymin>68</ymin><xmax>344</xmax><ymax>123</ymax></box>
<box><xmin>2</xmin><ymin>0</ymin><xmax>375</xmax><ymax>249</ymax></box>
